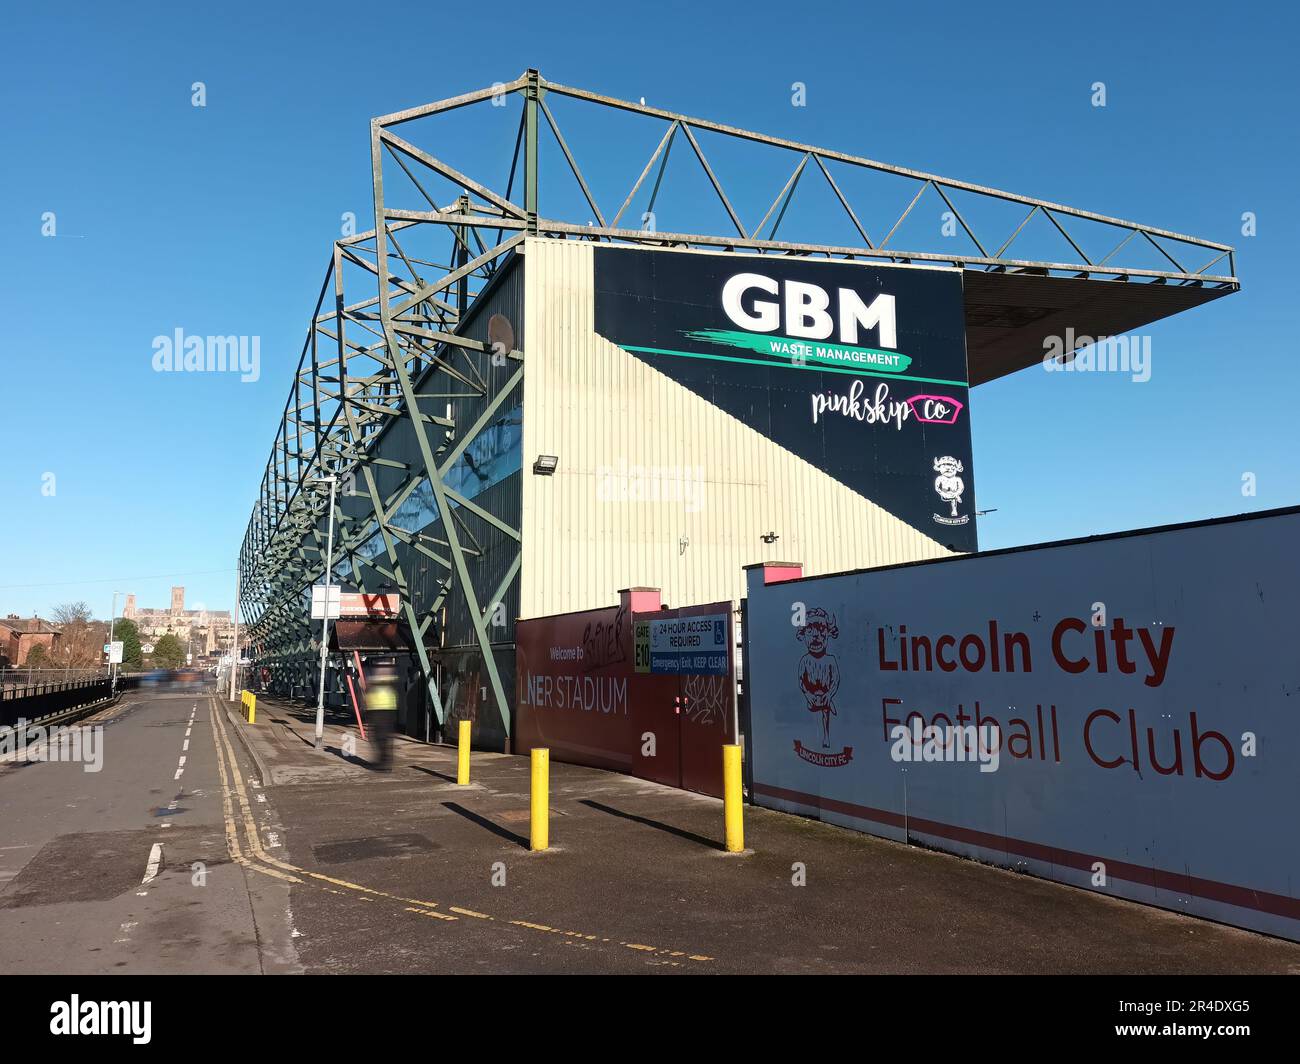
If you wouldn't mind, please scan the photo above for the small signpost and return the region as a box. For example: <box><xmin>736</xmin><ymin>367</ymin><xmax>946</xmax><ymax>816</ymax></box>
<box><xmin>310</xmin><ymin>584</ymin><xmax>342</xmax><ymax>620</ymax></box>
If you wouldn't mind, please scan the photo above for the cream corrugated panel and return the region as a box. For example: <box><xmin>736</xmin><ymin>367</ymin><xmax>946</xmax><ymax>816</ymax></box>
<box><xmin>520</xmin><ymin>238</ymin><xmax>955</xmax><ymax>619</ymax></box>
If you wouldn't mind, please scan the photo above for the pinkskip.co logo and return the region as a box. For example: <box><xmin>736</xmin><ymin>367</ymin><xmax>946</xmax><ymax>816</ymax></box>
<box><xmin>794</xmin><ymin>608</ymin><xmax>853</xmax><ymax>767</ymax></box>
<box><xmin>905</xmin><ymin>394</ymin><xmax>963</xmax><ymax>424</ymax></box>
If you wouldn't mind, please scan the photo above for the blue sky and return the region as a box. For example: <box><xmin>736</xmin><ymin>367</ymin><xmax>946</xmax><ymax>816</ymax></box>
<box><xmin>1</xmin><ymin>0</ymin><xmax>1296</xmax><ymax>619</ymax></box>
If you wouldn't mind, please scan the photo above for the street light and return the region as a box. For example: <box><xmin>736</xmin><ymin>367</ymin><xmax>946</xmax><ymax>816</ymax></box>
<box><xmin>229</xmin><ymin>560</ymin><xmax>241</xmax><ymax>702</ymax></box>
<box><xmin>310</xmin><ymin>474</ymin><xmax>338</xmax><ymax>750</ymax></box>
<box><xmin>107</xmin><ymin>590</ymin><xmax>124</xmax><ymax>688</ymax></box>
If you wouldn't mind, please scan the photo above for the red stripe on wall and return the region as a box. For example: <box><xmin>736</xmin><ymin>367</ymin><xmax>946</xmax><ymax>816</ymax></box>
<box><xmin>753</xmin><ymin>781</ymin><xmax>1300</xmax><ymax>922</ymax></box>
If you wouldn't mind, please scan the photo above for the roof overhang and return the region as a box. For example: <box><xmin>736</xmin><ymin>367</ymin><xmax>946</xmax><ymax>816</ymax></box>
<box><xmin>963</xmin><ymin>272</ymin><xmax>1234</xmax><ymax>385</ymax></box>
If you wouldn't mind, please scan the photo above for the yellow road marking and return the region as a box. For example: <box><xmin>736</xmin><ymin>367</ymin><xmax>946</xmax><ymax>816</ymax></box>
<box><xmin>406</xmin><ymin>906</ymin><xmax>458</xmax><ymax>922</ymax></box>
<box><xmin>209</xmin><ymin>696</ymin><xmax>299</xmax><ymax>884</ymax></box>
<box><xmin>208</xmin><ymin>695</ymin><xmax>714</xmax><ymax>965</ymax></box>
<box><xmin>510</xmin><ymin>919</ymin><xmax>555</xmax><ymax>932</ymax></box>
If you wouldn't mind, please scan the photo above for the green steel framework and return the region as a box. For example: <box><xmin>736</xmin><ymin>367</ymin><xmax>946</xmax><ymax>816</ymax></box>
<box><xmin>236</xmin><ymin>69</ymin><xmax>1239</xmax><ymax>736</ymax></box>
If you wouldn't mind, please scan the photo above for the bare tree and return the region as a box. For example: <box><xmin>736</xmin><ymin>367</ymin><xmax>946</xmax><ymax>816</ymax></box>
<box><xmin>49</xmin><ymin>601</ymin><xmax>106</xmax><ymax>669</ymax></box>
<box><xmin>50</xmin><ymin>602</ymin><xmax>93</xmax><ymax>626</ymax></box>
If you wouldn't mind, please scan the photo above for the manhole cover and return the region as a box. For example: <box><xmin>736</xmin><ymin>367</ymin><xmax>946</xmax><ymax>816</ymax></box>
<box><xmin>312</xmin><ymin>833</ymin><xmax>439</xmax><ymax>864</ymax></box>
<box><xmin>497</xmin><ymin>809</ymin><xmax>531</xmax><ymax>823</ymax></box>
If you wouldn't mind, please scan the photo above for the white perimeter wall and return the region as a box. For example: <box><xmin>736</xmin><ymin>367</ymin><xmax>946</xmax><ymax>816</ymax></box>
<box><xmin>745</xmin><ymin>508</ymin><xmax>1300</xmax><ymax>941</ymax></box>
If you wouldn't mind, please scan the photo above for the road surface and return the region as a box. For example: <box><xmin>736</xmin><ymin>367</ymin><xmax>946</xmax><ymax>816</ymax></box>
<box><xmin>0</xmin><ymin>687</ymin><xmax>297</xmax><ymax>973</ymax></box>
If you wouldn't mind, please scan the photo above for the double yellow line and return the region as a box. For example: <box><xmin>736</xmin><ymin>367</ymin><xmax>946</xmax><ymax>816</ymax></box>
<box><xmin>207</xmin><ymin>695</ymin><xmax>713</xmax><ymax>966</ymax></box>
<box><xmin>211</xmin><ymin>693</ymin><xmax>443</xmax><ymax>902</ymax></box>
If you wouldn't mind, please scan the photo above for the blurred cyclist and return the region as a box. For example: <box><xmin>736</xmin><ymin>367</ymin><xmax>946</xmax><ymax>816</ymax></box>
<box><xmin>366</xmin><ymin>659</ymin><xmax>398</xmax><ymax>771</ymax></box>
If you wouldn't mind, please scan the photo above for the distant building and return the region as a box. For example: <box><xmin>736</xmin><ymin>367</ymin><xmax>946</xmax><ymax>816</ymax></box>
<box><xmin>0</xmin><ymin>615</ymin><xmax>60</xmax><ymax>666</ymax></box>
<box><xmin>123</xmin><ymin>586</ymin><xmax>234</xmax><ymax>657</ymax></box>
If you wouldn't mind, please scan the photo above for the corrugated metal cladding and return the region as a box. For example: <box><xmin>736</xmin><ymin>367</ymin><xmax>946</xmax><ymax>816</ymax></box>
<box><xmin>519</xmin><ymin>238</ymin><xmax>957</xmax><ymax>622</ymax></box>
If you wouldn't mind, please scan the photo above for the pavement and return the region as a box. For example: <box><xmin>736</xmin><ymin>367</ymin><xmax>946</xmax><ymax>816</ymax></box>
<box><xmin>1</xmin><ymin>685</ymin><xmax>1298</xmax><ymax>974</ymax></box>
<box><xmin>208</xmin><ymin>691</ymin><xmax>1300</xmax><ymax>975</ymax></box>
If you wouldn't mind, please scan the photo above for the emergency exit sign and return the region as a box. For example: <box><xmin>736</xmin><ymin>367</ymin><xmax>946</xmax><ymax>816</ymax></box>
<box><xmin>645</xmin><ymin>613</ymin><xmax>729</xmax><ymax>675</ymax></box>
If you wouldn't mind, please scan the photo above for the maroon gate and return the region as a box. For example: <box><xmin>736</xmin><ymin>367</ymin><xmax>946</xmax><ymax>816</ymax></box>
<box><xmin>515</xmin><ymin>588</ymin><xmax>736</xmax><ymax>797</ymax></box>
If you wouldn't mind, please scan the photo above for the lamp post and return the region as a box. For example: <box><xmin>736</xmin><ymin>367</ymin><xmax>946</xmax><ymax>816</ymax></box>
<box><xmin>311</xmin><ymin>475</ymin><xmax>338</xmax><ymax>750</ymax></box>
<box><xmin>108</xmin><ymin>590</ymin><xmax>123</xmax><ymax>688</ymax></box>
<box><xmin>229</xmin><ymin>564</ymin><xmax>240</xmax><ymax>702</ymax></box>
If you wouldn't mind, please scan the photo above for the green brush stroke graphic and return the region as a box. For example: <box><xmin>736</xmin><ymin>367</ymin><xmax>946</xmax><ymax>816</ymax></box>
<box><xmin>683</xmin><ymin>328</ymin><xmax>913</xmax><ymax>374</ymax></box>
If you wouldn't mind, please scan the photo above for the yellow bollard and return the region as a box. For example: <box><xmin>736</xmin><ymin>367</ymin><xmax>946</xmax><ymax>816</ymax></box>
<box><xmin>457</xmin><ymin>719</ymin><xmax>471</xmax><ymax>785</ymax></box>
<box><xmin>530</xmin><ymin>747</ymin><xmax>549</xmax><ymax>851</ymax></box>
<box><xmin>723</xmin><ymin>744</ymin><xmax>744</xmax><ymax>852</ymax></box>
<box><xmin>247</xmin><ymin>694</ymin><xmax>256</xmax><ymax>725</ymax></box>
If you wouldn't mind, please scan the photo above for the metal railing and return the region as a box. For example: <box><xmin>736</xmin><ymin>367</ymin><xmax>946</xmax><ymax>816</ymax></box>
<box><xmin>0</xmin><ymin>667</ymin><xmax>109</xmax><ymax>691</ymax></box>
<box><xmin>0</xmin><ymin>676</ymin><xmax>116</xmax><ymax>729</ymax></box>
